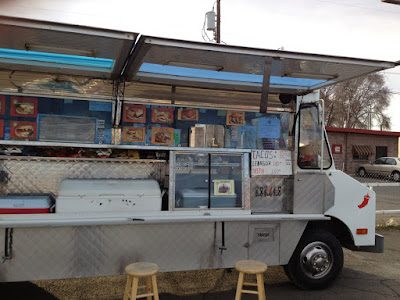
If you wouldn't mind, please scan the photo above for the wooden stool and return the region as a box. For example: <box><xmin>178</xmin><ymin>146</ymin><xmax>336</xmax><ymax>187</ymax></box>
<box><xmin>123</xmin><ymin>262</ymin><xmax>159</xmax><ymax>300</ymax></box>
<box><xmin>235</xmin><ymin>260</ymin><xmax>268</xmax><ymax>300</ymax></box>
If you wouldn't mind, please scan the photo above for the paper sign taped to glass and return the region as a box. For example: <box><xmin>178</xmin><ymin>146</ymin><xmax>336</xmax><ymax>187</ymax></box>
<box><xmin>258</xmin><ymin>118</ymin><xmax>281</xmax><ymax>138</ymax></box>
<box><xmin>251</xmin><ymin>150</ymin><xmax>292</xmax><ymax>176</ymax></box>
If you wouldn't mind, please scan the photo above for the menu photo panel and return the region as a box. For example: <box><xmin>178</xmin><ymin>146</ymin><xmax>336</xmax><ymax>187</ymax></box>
<box><xmin>10</xmin><ymin>97</ymin><xmax>38</xmax><ymax>117</ymax></box>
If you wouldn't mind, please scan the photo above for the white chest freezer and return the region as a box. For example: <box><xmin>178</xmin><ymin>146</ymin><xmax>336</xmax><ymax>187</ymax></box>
<box><xmin>56</xmin><ymin>179</ymin><xmax>162</xmax><ymax>213</ymax></box>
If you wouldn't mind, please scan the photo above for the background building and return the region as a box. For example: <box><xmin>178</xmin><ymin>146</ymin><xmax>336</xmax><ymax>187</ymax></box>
<box><xmin>326</xmin><ymin>127</ymin><xmax>400</xmax><ymax>173</ymax></box>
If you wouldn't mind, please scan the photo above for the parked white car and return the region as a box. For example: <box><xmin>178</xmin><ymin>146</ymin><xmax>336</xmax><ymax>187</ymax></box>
<box><xmin>358</xmin><ymin>157</ymin><xmax>400</xmax><ymax>181</ymax></box>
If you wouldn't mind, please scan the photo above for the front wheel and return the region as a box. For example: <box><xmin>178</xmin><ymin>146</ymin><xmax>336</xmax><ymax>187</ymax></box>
<box><xmin>284</xmin><ymin>229</ymin><xmax>343</xmax><ymax>289</ymax></box>
<box><xmin>358</xmin><ymin>167</ymin><xmax>366</xmax><ymax>177</ymax></box>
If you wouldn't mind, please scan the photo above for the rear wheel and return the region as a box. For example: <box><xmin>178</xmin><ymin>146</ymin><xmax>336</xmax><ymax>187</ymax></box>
<box><xmin>284</xmin><ymin>229</ymin><xmax>343</xmax><ymax>289</ymax></box>
<box><xmin>358</xmin><ymin>167</ymin><xmax>366</xmax><ymax>177</ymax></box>
<box><xmin>392</xmin><ymin>171</ymin><xmax>400</xmax><ymax>182</ymax></box>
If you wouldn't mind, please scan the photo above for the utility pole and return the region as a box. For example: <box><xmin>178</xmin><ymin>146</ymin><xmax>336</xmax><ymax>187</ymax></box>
<box><xmin>216</xmin><ymin>0</ymin><xmax>221</xmax><ymax>43</ymax></box>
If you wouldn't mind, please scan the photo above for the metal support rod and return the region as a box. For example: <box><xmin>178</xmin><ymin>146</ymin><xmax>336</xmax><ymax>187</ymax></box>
<box><xmin>113</xmin><ymin>80</ymin><xmax>124</xmax><ymax>128</ymax></box>
<box><xmin>113</xmin><ymin>79</ymin><xmax>125</xmax><ymax>145</ymax></box>
<box><xmin>2</xmin><ymin>228</ymin><xmax>13</xmax><ymax>263</ymax></box>
<box><xmin>319</xmin><ymin>99</ymin><xmax>325</xmax><ymax>173</ymax></box>
<box><xmin>260</xmin><ymin>57</ymin><xmax>272</xmax><ymax>113</ymax></box>
<box><xmin>171</xmin><ymin>86</ymin><xmax>176</xmax><ymax>105</ymax></box>
<box><xmin>208</xmin><ymin>153</ymin><xmax>211</xmax><ymax>208</ymax></box>
<box><xmin>219</xmin><ymin>221</ymin><xmax>227</xmax><ymax>254</ymax></box>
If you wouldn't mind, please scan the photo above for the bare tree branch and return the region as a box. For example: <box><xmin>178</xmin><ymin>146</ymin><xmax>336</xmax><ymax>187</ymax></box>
<box><xmin>321</xmin><ymin>73</ymin><xmax>391</xmax><ymax>130</ymax></box>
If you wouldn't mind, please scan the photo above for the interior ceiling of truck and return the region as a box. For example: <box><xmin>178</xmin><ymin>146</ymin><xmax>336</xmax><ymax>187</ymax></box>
<box><xmin>0</xmin><ymin>16</ymin><xmax>397</xmax><ymax>110</ymax></box>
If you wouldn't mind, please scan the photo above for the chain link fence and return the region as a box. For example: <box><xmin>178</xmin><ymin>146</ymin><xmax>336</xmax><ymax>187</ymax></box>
<box><xmin>355</xmin><ymin>170</ymin><xmax>400</xmax><ymax>182</ymax></box>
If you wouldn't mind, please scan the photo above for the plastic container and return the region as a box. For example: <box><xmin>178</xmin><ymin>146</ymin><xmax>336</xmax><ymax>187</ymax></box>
<box><xmin>176</xmin><ymin>189</ymin><xmax>238</xmax><ymax>208</ymax></box>
<box><xmin>0</xmin><ymin>195</ymin><xmax>53</xmax><ymax>214</ymax></box>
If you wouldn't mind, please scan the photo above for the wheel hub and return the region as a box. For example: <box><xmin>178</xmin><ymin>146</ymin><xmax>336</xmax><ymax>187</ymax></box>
<box><xmin>393</xmin><ymin>172</ymin><xmax>399</xmax><ymax>182</ymax></box>
<box><xmin>300</xmin><ymin>242</ymin><xmax>333</xmax><ymax>279</ymax></box>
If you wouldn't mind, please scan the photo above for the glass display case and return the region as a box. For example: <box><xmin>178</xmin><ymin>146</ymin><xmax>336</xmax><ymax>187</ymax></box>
<box><xmin>170</xmin><ymin>152</ymin><xmax>247</xmax><ymax>210</ymax></box>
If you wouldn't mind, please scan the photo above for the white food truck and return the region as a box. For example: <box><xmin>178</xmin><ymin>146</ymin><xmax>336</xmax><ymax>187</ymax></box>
<box><xmin>0</xmin><ymin>16</ymin><xmax>397</xmax><ymax>289</ymax></box>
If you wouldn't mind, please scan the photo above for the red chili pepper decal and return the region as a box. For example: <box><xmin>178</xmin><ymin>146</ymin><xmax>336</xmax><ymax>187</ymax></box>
<box><xmin>358</xmin><ymin>193</ymin><xmax>370</xmax><ymax>209</ymax></box>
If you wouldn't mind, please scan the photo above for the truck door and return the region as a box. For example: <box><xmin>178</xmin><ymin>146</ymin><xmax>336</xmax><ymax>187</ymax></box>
<box><xmin>298</xmin><ymin>103</ymin><xmax>332</xmax><ymax>170</ymax></box>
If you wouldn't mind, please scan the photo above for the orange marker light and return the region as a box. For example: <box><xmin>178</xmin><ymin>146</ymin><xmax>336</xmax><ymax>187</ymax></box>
<box><xmin>357</xmin><ymin>228</ymin><xmax>368</xmax><ymax>235</ymax></box>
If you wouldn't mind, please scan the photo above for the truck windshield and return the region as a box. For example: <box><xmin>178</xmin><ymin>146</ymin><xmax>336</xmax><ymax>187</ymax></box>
<box><xmin>298</xmin><ymin>104</ymin><xmax>332</xmax><ymax>169</ymax></box>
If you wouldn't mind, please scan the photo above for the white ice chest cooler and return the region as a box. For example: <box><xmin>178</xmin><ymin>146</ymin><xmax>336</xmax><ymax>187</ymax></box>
<box><xmin>56</xmin><ymin>179</ymin><xmax>162</xmax><ymax>213</ymax></box>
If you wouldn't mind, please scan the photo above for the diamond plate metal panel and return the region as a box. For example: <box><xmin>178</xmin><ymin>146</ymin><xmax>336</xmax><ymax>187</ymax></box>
<box><xmin>0</xmin><ymin>223</ymin><xmax>217</xmax><ymax>282</ymax></box>
<box><xmin>325</xmin><ymin>175</ymin><xmax>335</xmax><ymax>212</ymax></box>
<box><xmin>0</xmin><ymin>227</ymin><xmax>76</xmax><ymax>281</ymax></box>
<box><xmin>279</xmin><ymin>220</ymin><xmax>307</xmax><ymax>265</ymax></box>
<box><xmin>0</xmin><ymin>158</ymin><xmax>165</xmax><ymax>196</ymax></box>
<box><xmin>248</xmin><ymin>222</ymin><xmax>280</xmax><ymax>265</ymax></box>
<box><xmin>0</xmin><ymin>220</ymin><xmax>310</xmax><ymax>281</ymax></box>
<box><xmin>250</xmin><ymin>176</ymin><xmax>293</xmax><ymax>213</ymax></box>
<box><xmin>215</xmin><ymin>221</ymin><xmax>249</xmax><ymax>267</ymax></box>
<box><xmin>293</xmin><ymin>173</ymin><xmax>324</xmax><ymax>214</ymax></box>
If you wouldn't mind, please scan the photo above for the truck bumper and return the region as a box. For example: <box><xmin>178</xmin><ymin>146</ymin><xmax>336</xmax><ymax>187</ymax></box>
<box><xmin>353</xmin><ymin>234</ymin><xmax>384</xmax><ymax>253</ymax></box>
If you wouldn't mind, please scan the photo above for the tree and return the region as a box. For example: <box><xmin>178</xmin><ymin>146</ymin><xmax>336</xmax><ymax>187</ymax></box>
<box><xmin>321</xmin><ymin>73</ymin><xmax>391</xmax><ymax>130</ymax></box>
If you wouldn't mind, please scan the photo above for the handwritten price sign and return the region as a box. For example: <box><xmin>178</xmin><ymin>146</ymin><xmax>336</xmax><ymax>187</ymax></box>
<box><xmin>251</xmin><ymin>150</ymin><xmax>292</xmax><ymax>176</ymax></box>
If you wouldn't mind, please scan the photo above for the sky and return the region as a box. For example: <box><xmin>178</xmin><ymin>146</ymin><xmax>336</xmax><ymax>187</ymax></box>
<box><xmin>1</xmin><ymin>0</ymin><xmax>400</xmax><ymax>130</ymax></box>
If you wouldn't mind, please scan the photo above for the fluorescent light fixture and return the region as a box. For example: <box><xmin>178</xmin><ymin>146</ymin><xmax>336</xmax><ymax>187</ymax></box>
<box><xmin>283</xmin><ymin>72</ymin><xmax>337</xmax><ymax>80</ymax></box>
<box><xmin>0</xmin><ymin>48</ymin><xmax>114</xmax><ymax>72</ymax></box>
<box><xmin>167</xmin><ymin>61</ymin><xmax>224</xmax><ymax>71</ymax></box>
<box><xmin>25</xmin><ymin>43</ymin><xmax>96</xmax><ymax>57</ymax></box>
<box><xmin>139</xmin><ymin>63</ymin><xmax>326</xmax><ymax>87</ymax></box>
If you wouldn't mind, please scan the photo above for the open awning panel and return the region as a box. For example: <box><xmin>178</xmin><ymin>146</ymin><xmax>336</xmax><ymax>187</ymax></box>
<box><xmin>0</xmin><ymin>17</ymin><xmax>397</xmax><ymax>108</ymax></box>
<box><xmin>0</xmin><ymin>16</ymin><xmax>138</xmax><ymax>79</ymax></box>
<box><xmin>123</xmin><ymin>36</ymin><xmax>397</xmax><ymax>96</ymax></box>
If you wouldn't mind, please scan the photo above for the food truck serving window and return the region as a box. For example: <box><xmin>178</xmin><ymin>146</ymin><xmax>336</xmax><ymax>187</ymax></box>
<box><xmin>298</xmin><ymin>105</ymin><xmax>332</xmax><ymax>169</ymax></box>
<box><xmin>174</xmin><ymin>153</ymin><xmax>243</xmax><ymax>209</ymax></box>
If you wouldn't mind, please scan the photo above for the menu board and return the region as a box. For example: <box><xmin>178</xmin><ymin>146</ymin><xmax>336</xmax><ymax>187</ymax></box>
<box><xmin>39</xmin><ymin>115</ymin><xmax>96</xmax><ymax>143</ymax></box>
<box><xmin>251</xmin><ymin>150</ymin><xmax>292</xmax><ymax>176</ymax></box>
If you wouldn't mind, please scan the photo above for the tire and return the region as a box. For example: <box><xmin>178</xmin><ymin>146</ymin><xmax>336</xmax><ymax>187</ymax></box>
<box><xmin>284</xmin><ymin>229</ymin><xmax>343</xmax><ymax>290</ymax></box>
<box><xmin>358</xmin><ymin>168</ymin><xmax>366</xmax><ymax>177</ymax></box>
<box><xmin>392</xmin><ymin>171</ymin><xmax>400</xmax><ymax>182</ymax></box>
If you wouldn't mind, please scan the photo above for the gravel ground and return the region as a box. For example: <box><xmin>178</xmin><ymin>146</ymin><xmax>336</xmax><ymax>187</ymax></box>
<box><xmin>1</xmin><ymin>266</ymin><xmax>288</xmax><ymax>300</ymax></box>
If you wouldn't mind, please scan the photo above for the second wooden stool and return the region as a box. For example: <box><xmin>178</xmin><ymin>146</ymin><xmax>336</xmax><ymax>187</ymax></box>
<box><xmin>123</xmin><ymin>262</ymin><xmax>159</xmax><ymax>300</ymax></box>
<box><xmin>235</xmin><ymin>260</ymin><xmax>268</xmax><ymax>300</ymax></box>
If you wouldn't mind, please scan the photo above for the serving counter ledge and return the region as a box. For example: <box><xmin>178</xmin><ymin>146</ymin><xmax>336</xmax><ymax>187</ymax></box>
<box><xmin>0</xmin><ymin>140</ymin><xmax>252</xmax><ymax>153</ymax></box>
<box><xmin>0</xmin><ymin>211</ymin><xmax>330</xmax><ymax>228</ymax></box>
